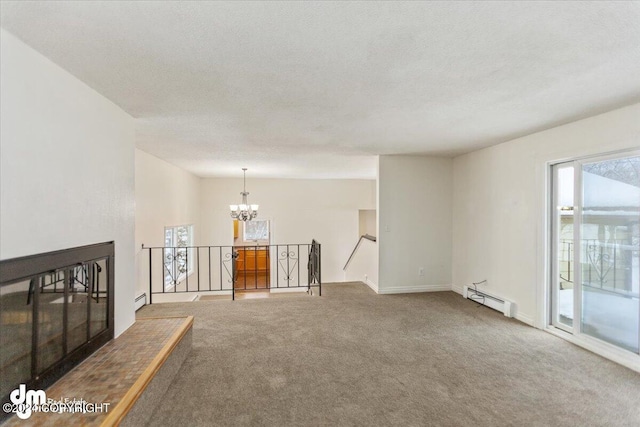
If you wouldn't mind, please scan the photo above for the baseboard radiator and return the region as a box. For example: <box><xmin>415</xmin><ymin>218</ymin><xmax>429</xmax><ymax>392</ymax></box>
<box><xmin>463</xmin><ymin>285</ymin><xmax>513</xmax><ymax>317</ymax></box>
<box><xmin>135</xmin><ymin>293</ymin><xmax>147</xmax><ymax>311</ymax></box>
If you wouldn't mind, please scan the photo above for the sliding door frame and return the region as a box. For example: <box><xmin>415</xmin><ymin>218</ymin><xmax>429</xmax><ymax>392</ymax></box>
<box><xmin>548</xmin><ymin>149</ymin><xmax>640</xmax><ymax>357</ymax></box>
<box><xmin>573</xmin><ymin>161</ymin><xmax>583</xmax><ymax>337</ymax></box>
<box><xmin>550</xmin><ymin>161</ymin><xmax>574</xmax><ymax>333</ymax></box>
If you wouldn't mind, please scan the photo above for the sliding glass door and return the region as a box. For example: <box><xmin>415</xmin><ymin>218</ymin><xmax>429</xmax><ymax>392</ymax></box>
<box><xmin>551</xmin><ymin>152</ymin><xmax>640</xmax><ymax>354</ymax></box>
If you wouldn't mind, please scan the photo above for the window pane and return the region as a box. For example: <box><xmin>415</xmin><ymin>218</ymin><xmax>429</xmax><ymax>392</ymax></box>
<box><xmin>165</xmin><ymin>247</ymin><xmax>177</xmax><ymax>286</ymax></box>
<box><xmin>244</xmin><ymin>220</ymin><xmax>269</xmax><ymax>241</ymax></box>
<box><xmin>164</xmin><ymin>225</ymin><xmax>193</xmax><ymax>286</ymax></box>
<box><xmin>581</xmin><ymin>156</ymin><xmax>640</xmax><ymax>353</ymax></box>
<box><xmin>164</xmin><ymin>228</ymin><xmax>173</xmax><ymax>247</ymax></box>
<box><xmin>176</xmin><ymin>226</ymin><xmax>189</xmax><ymax>247</ymax></box>
<box><xmin>555</xmin><ymin>165</ymin><xmax>574</xmax><ymax>328</ymax></box>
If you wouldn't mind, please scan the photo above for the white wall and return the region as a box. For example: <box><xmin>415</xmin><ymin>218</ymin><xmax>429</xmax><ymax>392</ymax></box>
<box><xmin>452</xmin><ymin>103</ymin><xmax>640</xmax><ymax>327</ymax></box>
<box><xmin>0</xmin><ymin>30</ymin><xmax>136</xmax><ymax>336</ymax></box>
<box><xmin>377</xmin><ymin>155</ymin><xmax>453</xmax><ymax>293</ymax></box>
<box><xmin>200</xmin><ymin>178</ymin><xmax>376</xmax><ymax>283</ymax></box>
<box><xmin>135</xmin><ymin>149</ymin><xmax>201</xmax><ymax>296</ymax></box>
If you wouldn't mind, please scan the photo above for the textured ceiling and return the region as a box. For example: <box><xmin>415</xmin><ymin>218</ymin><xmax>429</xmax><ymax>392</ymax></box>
<box><xmin>2</xmin><ymin>1</ymin><xmax>639</xmax><ymax>179</ymax></box>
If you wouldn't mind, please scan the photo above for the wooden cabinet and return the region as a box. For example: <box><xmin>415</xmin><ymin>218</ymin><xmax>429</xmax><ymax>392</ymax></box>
<box><xmin>234</xmin><ymin>247</ymin><xmax>270</xmax><ymax>289</ymax></box>
<box><xmin>235</xmin><ymin>247</ymin><xmax>269</xmax><ymax>273</ymax></box>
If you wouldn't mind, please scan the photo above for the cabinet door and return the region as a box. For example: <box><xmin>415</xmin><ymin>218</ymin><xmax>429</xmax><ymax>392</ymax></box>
<box><xmin>235</xmin><ymin>249</ymin><xmax>245</xmax><ymax>271</ymax></box>
<box><xmin>235</xmin><ymin>248</ymin><xmax>269</xmax><ymax>272</ymax></box>
<box><xmin>245</xmin><ymin>250</ymin><xmax>257</xmax><ymax>270</ymax></box>
<box><xmin>256</xmin><ymin>250</ymin><xmax>268</xmax><ymax>270</ymax></box>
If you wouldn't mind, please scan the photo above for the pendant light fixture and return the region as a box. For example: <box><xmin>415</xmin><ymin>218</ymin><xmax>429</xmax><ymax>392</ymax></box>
<box><xmin>229</xmin><ymin>168</ymin><xmax>259</xmax><ymax>221</ymax></box>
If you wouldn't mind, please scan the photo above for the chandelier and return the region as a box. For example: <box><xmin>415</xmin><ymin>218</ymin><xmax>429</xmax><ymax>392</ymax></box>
<box><xmin>230</xmin><ymin>168</ymin><xmax>259</xmax><ymax>221</ymax></box>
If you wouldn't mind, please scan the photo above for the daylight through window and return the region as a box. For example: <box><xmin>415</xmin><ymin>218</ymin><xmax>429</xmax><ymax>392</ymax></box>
<box><xmin>164</xmin><ymin>225</ymin><xmax>194</xmax><ymax>287</ymax></box>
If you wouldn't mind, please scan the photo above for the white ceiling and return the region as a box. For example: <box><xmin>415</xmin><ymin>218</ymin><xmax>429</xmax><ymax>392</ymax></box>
<box><xmin>2</xmin><ymin>1</ymin><xmax>639</xmax><ymax>179</ymax></box>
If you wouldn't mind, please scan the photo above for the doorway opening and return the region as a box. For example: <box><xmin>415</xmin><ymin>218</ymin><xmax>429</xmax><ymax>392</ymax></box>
<box><xmin>233</xmin><ymin>219</ymin><xmax>270</xmax><ymax>290</ymax></box>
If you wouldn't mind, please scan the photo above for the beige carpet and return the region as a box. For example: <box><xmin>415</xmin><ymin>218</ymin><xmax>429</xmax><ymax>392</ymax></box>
<box><xmin>136</xmin><ymin>283</ymin><xmax>640</xmax><ymax>426</ymax></box>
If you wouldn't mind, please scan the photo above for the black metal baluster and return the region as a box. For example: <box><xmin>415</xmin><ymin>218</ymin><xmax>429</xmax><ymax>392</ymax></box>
<box><xmin>232</xmin><ymin>247</ymin><xmax>236</xmax><ymax>301</ymax></box>
<box><xmin>219</xmin><ymin>247</ymin><xmax>223</xmax><ymax>291</ymax></box>
<box><xmin>297</xmin><ymin>245</ymin><xmax>300</xmax><ymax>287</ymax></box>
<box><xmin>185</xmin><ymin>246</ymin><xmax>189</xmax><ymax>292</ymax></box>
<box><xmin>318</xmin><ymin>243</ymin><xmax>322</xmax><ymax>296</ymax></box>
<box><xmin>174</xmin><ymin>247</ymin><xmax>177</xmax><ymax>293</ymax></box>
<box><xmin>149</xmin><ymin>248</ymin><xmax>153</xmax><ymax>304</ymax></box>
<box><xmin>307</xmin><ymin>244</ymin><xmax>311</xmax><ymax>293</ymax></box>
<box><xmin>162</xmin><ymin>248</ymin><xmax>165</xmax><ymax>294</ymax></box>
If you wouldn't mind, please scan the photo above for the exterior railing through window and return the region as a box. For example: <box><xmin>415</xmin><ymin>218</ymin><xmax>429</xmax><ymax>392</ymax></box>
<box><xmin>142</xmin><ymin>240</ymin><xmax>321</xmax><ymax>303</ymax></box>
<box><xmin>559</xmin><ymin>238</ymin><xmax>638</xmax><ymax>296</ymax></box>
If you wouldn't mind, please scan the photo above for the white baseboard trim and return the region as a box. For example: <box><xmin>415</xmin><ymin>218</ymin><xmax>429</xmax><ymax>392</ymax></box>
<box><xmin>515</xmin><ymin>312</ymin><xmax>535</xmax><ymax>326</ymax></box>
<box><xmin>451</xmin><ymin>284</ymin><xmax>464</xmax><ymax>295</ymax></box>
<box><xmin>377</xmin><ymin>284</ymin><xmax>452</xmax><ymax>294</ymax></box>
<box><xmin>364</xmin><ymin>278</ymin><xmax>379</xmax><ymax>293</ymax></box>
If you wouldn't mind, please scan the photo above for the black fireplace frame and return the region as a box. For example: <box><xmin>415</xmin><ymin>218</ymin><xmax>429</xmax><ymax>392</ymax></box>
<box><xmin>0</xmin><ymin>242</ymin><xmax>114</xmax><ymax>420</ymax></box>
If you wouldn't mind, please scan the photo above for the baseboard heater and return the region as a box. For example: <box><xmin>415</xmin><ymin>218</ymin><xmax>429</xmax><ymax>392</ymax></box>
<box><xmin>134</xmin><ymin>293</ymin><xmax>147</xmax><ymax>311</ymax></box>
<box><xmin>463</xmin><ymin>286</ymin><xmax>513</xmax><ymax>318</ymax></box>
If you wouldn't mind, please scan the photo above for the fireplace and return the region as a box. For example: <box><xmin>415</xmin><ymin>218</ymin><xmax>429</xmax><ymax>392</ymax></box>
<box><xmin>0</xmin><ymin>242</ymin><xmax>114</xmax><ymax>420</ymax></box>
